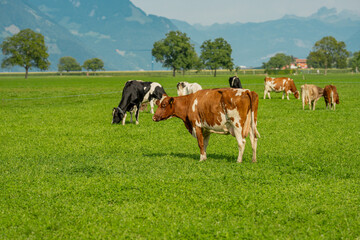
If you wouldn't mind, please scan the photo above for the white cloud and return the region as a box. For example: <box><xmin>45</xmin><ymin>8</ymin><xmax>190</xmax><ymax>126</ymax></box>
<box><xmin>69</xmin><ymin>0</ymin><xmax>80</xmax><ymax>8</ymax></box>
<box><xmin>116</xmin><ymin>49</ymin><xmax>126</xmax><ymax>56</ymax></box>
<box><xmin>294</xmin><ymin>39</ymin><xmax>311</xmax><ymax>49</ymax></box>
<box><xmin>89</xmin><ymin>9</ymin><xmax>95</xmax><ymax>17</ymax></box>
<box><xmin>5</xmin><ymin>24</ymin><xmax>20</xmax><ymax>34</ymax></box>
<box><xmin>260</xmin><ymin>52</ymin><xmax>285</xmax><ymax>60</ymax></box>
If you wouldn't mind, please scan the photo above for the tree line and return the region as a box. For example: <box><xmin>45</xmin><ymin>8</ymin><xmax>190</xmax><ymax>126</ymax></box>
<box><xmin>1</xmin><ymin>28</ymin><xmax>360</xmax><ymax>78</ymax></box>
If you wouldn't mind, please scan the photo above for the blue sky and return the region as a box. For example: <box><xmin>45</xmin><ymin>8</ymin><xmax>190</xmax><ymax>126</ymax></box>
<box><xmin>131</xmin><ymin>0</ymin><xmax>360</xmax><ymax>25</ymax></box>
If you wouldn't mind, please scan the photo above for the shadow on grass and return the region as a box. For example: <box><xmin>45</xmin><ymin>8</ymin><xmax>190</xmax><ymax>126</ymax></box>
<box><xmin>143</xmin><ymin>152</ymin><xmax>239</xmax><ymax>163</ymax></box>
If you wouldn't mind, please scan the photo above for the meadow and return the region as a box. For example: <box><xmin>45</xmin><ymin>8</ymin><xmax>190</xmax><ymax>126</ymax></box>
<box><xmin>0</xmin><ymin>73</ymin><xmax>359</xmax><ymax>239</ymax></box>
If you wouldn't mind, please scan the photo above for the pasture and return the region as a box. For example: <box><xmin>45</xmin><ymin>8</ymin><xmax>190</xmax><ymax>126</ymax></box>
<box><xmin>0</xmin><ymin>73</ymin><xmax>359</xmax><ymax>239</ymax></box>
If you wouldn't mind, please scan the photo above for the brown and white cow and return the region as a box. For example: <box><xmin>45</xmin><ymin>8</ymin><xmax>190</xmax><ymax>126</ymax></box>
<box><xmin>264</xmin><ymin>77</ymin><xmax>299</xmax><ymax>100</ymax></box>
<box><xmin>300</xmin><ymin>84</ymin><xmax>324</xmax><ymax>110</ymax></box>
<box><xmin>323</xmin><ymin>85</ymin><xmax>339</xmax><ymax>110</ymax></box>
<box><xmin>153</xmin><ymin>88</ymin><xmax>260</xmax><ymax>163</ymax></box>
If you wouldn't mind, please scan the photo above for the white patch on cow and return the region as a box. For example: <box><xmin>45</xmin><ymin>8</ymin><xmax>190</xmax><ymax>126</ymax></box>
<box><xmin>144</xmin><ymin>82</ymin><xmax>161</xmax><ymax>101</ymax></box>
<box><xmin>159</xmin><ymin>95</ymin><xmax>167</xmax><ymax>105</ymax></box>
<box><xmin>192</xmin><ymin>99</ymin><xmax>198</xmax><ymax>112</ymax></box>
<box><xmin>235</xmin><ymin>89</ymin><xmax>247</xmax><ymax>96</ymax></box>
<box><xmin>200</xmin><ymin>153</ymin><xmax>207</xmax><ymax>161</ymax></box>
<box><xmin>191</xmin><ymin>127</ymin><xmax>197</xmax><ymax>138</ymax></box>
<box><xmin>198</xmin><ymin>112</ymin><xmax>228</xmax><ymax>133</ymax></box>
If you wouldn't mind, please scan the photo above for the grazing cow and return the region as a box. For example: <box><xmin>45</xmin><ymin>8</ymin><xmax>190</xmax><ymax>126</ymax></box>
<box><xmin>323</xmin><ymin>85</ymin><xmax>339</xmax><ymax>110</ymax></box>
<box><xmin>176</xmin><ymin>82</ymin><xmax>202</xmax><ymax>96</ymax></box>
<box><xmin>229</xmin><ymin>76</ymin><xmax>242</xmax><ymax>88</ymax></box>
<box><xmin>300</xmin><ymin>84</ymin><xmax>324</xmax><ymax>110</ymax></box>
<box><xmin>264</xmin><ymin>77</ymin><xmax>299</xmax><ymax>100</ymax></box>
<box><xmin>153</xmin><ymin>88</ymin><xmax>260</xmax><ymax>163</ymax></box>
<box><xmin>112</xmin><ymin>80</ymin><xmax>166</xmax><ymax>125</ymax></box>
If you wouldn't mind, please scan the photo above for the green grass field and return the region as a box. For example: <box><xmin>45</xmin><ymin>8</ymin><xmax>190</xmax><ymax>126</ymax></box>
<box><xmin>1</xmin><ymin>73</ymin><xmax>359</xmax><ymax>239</ymax></box>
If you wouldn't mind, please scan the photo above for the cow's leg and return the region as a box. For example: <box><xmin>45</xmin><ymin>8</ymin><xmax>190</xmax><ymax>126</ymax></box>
<box><xmin>313</xmin><ymin>99</ymin><xmax>318</xmax><ymax>110</ymax></box>
<box><xmin>267</xmin><ymin>92</ymin><xmax>271</xmax><ymax>99</ymax></box>
<box><xmin>203</xmin><ymin>132</ymin><xmax>211</xmax><ymax>153</ymax></box>
<box><xmin>135</xmin><ymin>104</ymin><xmax>140</xmax><ymax>125</ymax></box>
<box><xmin>287</xmin><ymin>92</ymin><xmax>290</xmax><ymax>100</ymax></box>
<box><xmin>122</xmin><ymin>113</ymin><xmax>127</xmax><ymax>125</ymax></box>
<box><xmin>302</xmin><ymin>95</ymin><xmax>305</xmax><ymax>110</ymax></box>
<box><xmin>130</xmin><ymin>111</ymin><xmax>133</xmax><ymax>123</ymax></box>
<box><xmin>282</xmin><ymin>92</ymin><xmax>285</xmax><ymax>100</ymax></box>
<box><xmin>263</xmin><ymin>89</ymin><xmax>267</xmax><ymax>99</ymax></box>
<box><xmin>150</xmin><ymin>99</ymin><xmax>154</xmax><ymax>114</ymax></box>
<box><xmin>195</xmin><ymin>128</ymin><xmax>206</xmax><ymax>161</ymax></box>
<box><xmin>234</xmin><ymin>128</ymin><xmax>246</xmax><ymax>163</ymax></box>
<box><xmin>249</xmin><ymin>128</ymin><xmax>258</xmax><ymax>163</ymax></box>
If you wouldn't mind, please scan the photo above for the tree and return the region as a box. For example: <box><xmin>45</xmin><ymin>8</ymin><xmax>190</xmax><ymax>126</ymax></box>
<box><xmin>152</xmin><ymin>31</ymin><xmax>196</xmax><ymax>77</ymax></box>
<box><xmin>349</xmin><ymin>51</ymin><xmax>360</xmax><ymax>73</ymax></box>
<box><xmin>58</xmin><ymin>56</ymin><xmax>81</xmax><ymax>72</ymax></box>
<box><xmin>307</xmin><ymin>36</ymin><xmax>349</xmax><ymax>75</ymax></box>
<box><xmin>263</xmin><ymin>53</ymin><xmax>294</xmax><ymax>70</ymax></box>
<box><xmin>0</xmin><ymin>28</ymin><xmax>50</xmax><ymax>79</ymax></box>
<box><xmin>83</xmin><ymin>58</ymin><xmax>104</xmax><ymax>73</ymax></box>
<box><xmin>200</xmin><ymin>38</ymin><xmax>233</xmax><ymax>77</ymax></box>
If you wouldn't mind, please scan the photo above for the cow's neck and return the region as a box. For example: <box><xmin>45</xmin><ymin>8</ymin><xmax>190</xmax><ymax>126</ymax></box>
<box><xmin>173</xmin><ymin>96</ymin><xmax>190</xmax><ymax>122</ymax></box>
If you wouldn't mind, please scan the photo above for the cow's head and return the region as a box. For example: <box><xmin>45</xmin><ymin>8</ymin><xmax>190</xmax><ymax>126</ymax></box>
<box><xmin>176</xmin><ymin>82</ymin><xmax>186</xmax><ymax>96</ymax></box>
<box><xmin>112</xmin><ymin>107</ymin><xmax>125</xmax><ymax>124</ymax></box>
<box><xmin>294</xmin><ymin>90</ymin><xmax>300</xmax><ymax>99</ymax></box>
<box><xmin>153</xmin><ymin>95</ymin><xmax>174</xmax><ymax>122</ymax></box>
<box><xmin>335</xmin><ymin>94</ymin><xmax>340</xmax><ymax>104</ymax></box>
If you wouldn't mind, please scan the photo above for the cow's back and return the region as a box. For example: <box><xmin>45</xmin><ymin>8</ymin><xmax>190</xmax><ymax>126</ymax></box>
<box><xmin>187</xmin><ymin>89</ymin><xmax>225</xmax><ymax>127</ymax></box>
<box><xmin>188</xmin><ymin>88</ymin><xmax>253</xmax><ymax>133</ymax></box>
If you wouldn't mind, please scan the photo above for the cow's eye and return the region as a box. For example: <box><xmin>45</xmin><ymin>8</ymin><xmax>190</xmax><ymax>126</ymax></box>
<box><xmin>162</xmin><ymin>104</ymin><xmax>166</xmax><ymax>108</ymax></box>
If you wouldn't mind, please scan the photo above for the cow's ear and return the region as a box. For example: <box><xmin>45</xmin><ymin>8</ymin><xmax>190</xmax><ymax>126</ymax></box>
<box><xmin>169</xmin><ymin>97</ymin><xmax>174</xmax><ymax>105</ymax></box>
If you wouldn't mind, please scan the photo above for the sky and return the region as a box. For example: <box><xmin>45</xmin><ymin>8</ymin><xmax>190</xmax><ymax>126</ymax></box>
<box><xmin>130</xmin><ymin>0</ymin><xmax>360</xmax><ymax>25</ymax></box>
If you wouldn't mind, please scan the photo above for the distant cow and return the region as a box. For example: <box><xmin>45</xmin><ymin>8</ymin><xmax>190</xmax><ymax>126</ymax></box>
<box><xmin>176</xmin><ymin>82</ymin><xmax>202</xmax><ymax>96</ymax></box>
<box><xmin>112</xmin><ymin>80</ymin><xmax>166</xmax><ymax>125</ymax></box>
<box><xmin>153</xmin><ymin>88</ymin><xmax>260</xmax><ymax>163</ymax></box>
<box><xmin>323</xmin><ymin>85</ymin><xmax>339</xmax><ymax>110</ymax></box>
<box><xmin>264</xmin><ymin>77</ymin><xmax>299</xmax><ymax>100</ymax></box>
<box><xmin>301</xmin><ymin>84</ymin><xmax>324</xmax><ymax>110</ymax></box>
<box><xmin>229</xmin><ymin>76</ymin><xmax>242</xmax><ymax>88</ymax></box>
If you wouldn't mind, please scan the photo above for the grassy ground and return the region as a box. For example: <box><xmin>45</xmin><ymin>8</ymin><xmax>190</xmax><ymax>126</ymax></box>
<box><xmin>0</xmin><ymin>73</ymin><xmax>359</xmax><ymax>239</ymax></box>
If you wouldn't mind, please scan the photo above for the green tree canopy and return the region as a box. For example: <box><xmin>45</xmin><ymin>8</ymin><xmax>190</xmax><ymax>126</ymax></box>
<box><xmin>58</xmin><ymin>56</ymin><xmax>81</xmax><ymax>72</ymax></box>
<box><xmin>307</xmin><ymin>36</ymin><xmax>349</xmax><ymax>74</ymax></box>
<box><xmin>262</xmin><ymin>53</ymin><xmax>294</xmax><ymax>70</ymax></box>
<box><xmin>200</xmin><ymin>38</ymin><xmax>234</xmax><ymax>77</ymax></box>
<box><xmin>0</xmin><ymin>28</ymin><xmax>50</xmax><ymax>79</ymax></box>
<box><xmin>152</xmin><ymin>30</ymin><xmax>197</xmax><ymax>77</ymax></box>
<box><xmin>83</xmin><ymin>58</ymin><xmax>104</xmax><ymax>72</ymax></box>
<box><xmin>349</xmin><ymin>51</ymin><xmax>360</xmax><ymax>72</ymax></box>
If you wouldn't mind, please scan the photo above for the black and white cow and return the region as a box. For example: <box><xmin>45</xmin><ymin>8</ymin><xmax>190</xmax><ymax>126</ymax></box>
<box><xmin>112</xmin><ymin>80</ymin><xmax>166</xmax><ymax>125</ymax></box>
<box><xmin>229</xmin><ymin>76</ymin><xmax>242</xmax><ymax>88</ymax></box>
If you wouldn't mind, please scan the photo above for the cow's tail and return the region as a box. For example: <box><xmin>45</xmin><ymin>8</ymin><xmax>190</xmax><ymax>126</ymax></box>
<box><xmin>247</xmin><ymin>91</ymin><xmax>260</xmax><ymax>138</ymax></box>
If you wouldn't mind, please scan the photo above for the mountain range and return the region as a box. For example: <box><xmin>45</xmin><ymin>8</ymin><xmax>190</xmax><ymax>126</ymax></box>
<box><xmin>1</xmin><ymin>0</ymin><xmax>359</xmax><ymax>71</ymax></box>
